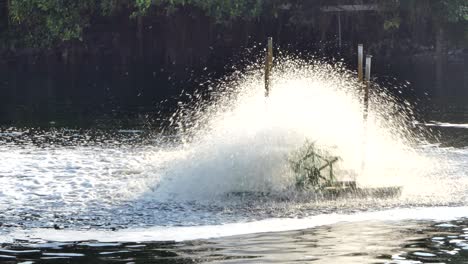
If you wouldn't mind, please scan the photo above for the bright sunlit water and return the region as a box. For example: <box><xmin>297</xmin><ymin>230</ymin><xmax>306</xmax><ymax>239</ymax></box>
<box><xmin>0</xmin><ymin>57</ymin><xmax>467</xmax><ymax>263</ymax></box>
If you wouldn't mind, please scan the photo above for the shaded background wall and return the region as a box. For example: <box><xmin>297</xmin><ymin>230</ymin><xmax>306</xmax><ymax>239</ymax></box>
<box><xmin>0</xmin><ymin>1</ymin><xmax>467</xmax><ymax>127</ymax></box>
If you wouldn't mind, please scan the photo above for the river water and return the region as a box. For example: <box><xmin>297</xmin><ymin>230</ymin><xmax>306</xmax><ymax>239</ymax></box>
<box><xmin>1</xmin><ymin>58</ymin><xmax>467</xmax><ymax>263</ymax></box>
<box><xmin>0</xmin><ymin>121</ymin><xmax>467</xmax><ymax>263</ymax></box>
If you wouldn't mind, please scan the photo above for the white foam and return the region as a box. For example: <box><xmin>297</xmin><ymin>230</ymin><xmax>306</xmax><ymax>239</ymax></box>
<box><xmin>413</xmin><ymin>252</ymin><xmax>436</xmax><ymax>257</ymax></box>
<box><xmin>3</xmin><ymin>206</ymin><xmax>467</xmax><ymax>243</ymax></box>
<box><xmin>0</xmin><ymin>249</ymin><xmax>40</xmax><ymax>254</ymax></box>
<box><xmin>42</xmin><ymin>252</ymin><xmax>84</xmax><ymax>257</ymax></box>
<box><xmin>425</xmin><ymin>122</ymin><xmax>468</xmax><ymax>129</ymax></box>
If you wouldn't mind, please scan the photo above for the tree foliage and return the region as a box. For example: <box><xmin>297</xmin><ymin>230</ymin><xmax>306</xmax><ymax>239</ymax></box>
<box><xmin>163</xmin><ymin>0</ymin><xmax>265</xmax><ymax>21</ymax></box>
<box><xmin>2</xmin><ymin>0</ymin><xmax>467</xmax><ymax>48</ymax></box>
<box><xmin>391</xmin><ymin>0</ymin><xmax>468</xmax><ymax>45</ymax></box>
<box><xmin>398</xmin><ymin>0</ymin><xmax>468</xmax><ymax>23</ymax></box>
<box><xmin>3</xmin><ymin>0</ymin><xmax>270</xmax><ymax>47</ymax></box>
<box><xmin>8</xmin><ymin>0</ymin><xmax>98</xmax><ymax>46</ymax></box>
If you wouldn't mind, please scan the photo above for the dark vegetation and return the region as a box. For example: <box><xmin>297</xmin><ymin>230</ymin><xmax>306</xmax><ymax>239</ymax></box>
<box><xmin>0</xmin><ymin>0</ymin><xmax>467</xmax><ymax>126</ymax></box>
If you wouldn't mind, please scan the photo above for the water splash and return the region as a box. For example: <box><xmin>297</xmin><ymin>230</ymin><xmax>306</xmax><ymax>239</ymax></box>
<box><xmin>0</xmin><ymin>56</ymin><xmax>466</xmax><ymax>237</ymax></box>
<box><xmin>153</xmin><ymin>56</ymin><xmax>462</xmax><ymax>202</ymax></box>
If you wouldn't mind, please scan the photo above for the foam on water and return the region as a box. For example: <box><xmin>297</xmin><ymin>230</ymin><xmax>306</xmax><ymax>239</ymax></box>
<box><xmin>424</xmin><ymin>122</ymin><xmax>468</xmax><ymax>129</ymax></box>
<box><xmin>0</xmin><ymin>56</ymin><xmax>467</xmax><ymax>243</ymax></box>
<box><xmin>2</xmin><ymin>206</ymin><xmax>467</xmax><ymax>243</ymax></box>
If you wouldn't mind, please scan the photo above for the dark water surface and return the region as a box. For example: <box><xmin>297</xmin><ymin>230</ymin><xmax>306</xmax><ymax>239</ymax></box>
<box><xmin>1</xmin><ymin>218</ymin><xmax>468</xmax><ymax>263</ymax></box>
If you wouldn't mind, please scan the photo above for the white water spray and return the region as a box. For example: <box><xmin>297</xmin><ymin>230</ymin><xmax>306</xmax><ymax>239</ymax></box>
<box><xmin>0</xmin><ymin>55</ymin><xmax>466</xmax><ymax>245</ymax></box>
<box><xmin>153</xmin><ymin>56</ymin><xmax>457</xmax><ymax>202</ymax></box>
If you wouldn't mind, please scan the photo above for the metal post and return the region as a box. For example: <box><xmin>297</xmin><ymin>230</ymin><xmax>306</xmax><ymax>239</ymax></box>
<box><xmin>265</xmin><ymin>37</ymin><xmax>273</xmax><ymax>97</ymax></box>
<box><xmin>358</xmin><ymin>44</ymin><xmax>363</xmax><ymax>83</ymax></box>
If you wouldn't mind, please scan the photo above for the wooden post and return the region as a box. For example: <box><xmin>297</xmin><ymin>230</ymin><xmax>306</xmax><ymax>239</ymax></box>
<box><xmin>265</xmin><ymin>37</ymin><xmax>273</xmax><ymax>97</ymax></box>
<box><xmin>337</xmin><ymin>13</ymin><xmax>342</xmax><ymax>49</ymax></box>
<box><xmin>361</xmin><ymin>55</ymin><xmax>372</xmax><ymax>175</ymax></box>
<box><xmin>363</xmin><ymin>55</ymin><xmax>372</xmax><ymax>119</ymax></box>
<box><xmin>358</xmin><ymin>44</ymin><xmax>363</xmax><ymax>83</ymax></box>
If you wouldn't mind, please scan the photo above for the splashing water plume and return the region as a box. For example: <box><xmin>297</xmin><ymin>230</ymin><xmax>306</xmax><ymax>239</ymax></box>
<box><xmin>153</xmin><ymin>55</ymin><xmax>460</xmax><ymax>203</ymax></box>
<box><xmin>0</xmin><ymin>54</ymin><xmax>467</xmax><ymax>247</ymax></box>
